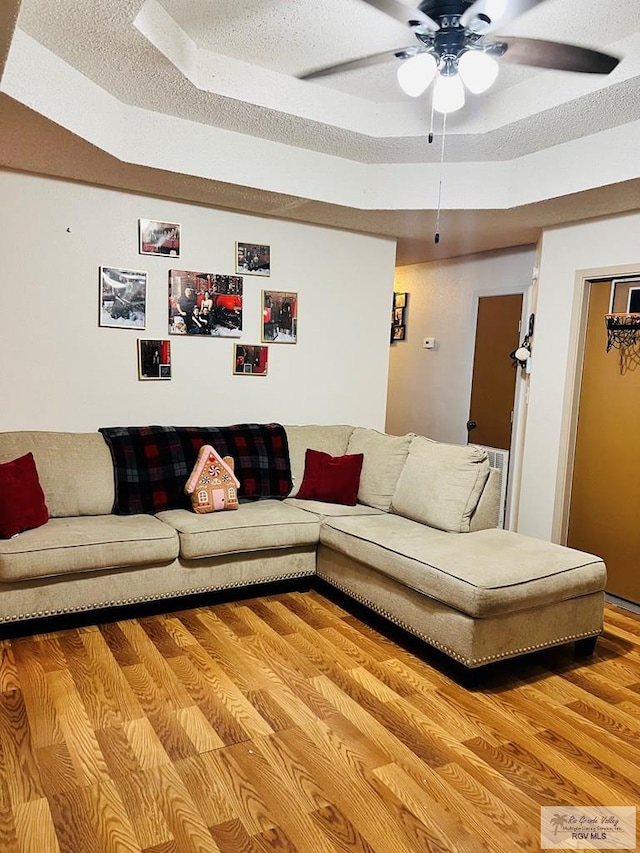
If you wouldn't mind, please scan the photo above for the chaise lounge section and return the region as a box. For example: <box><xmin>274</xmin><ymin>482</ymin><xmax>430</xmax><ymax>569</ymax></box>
<box><xmin>0</xmin><ymin>424</ymin><xmax>606</xmax><ymax>669</ymax></box>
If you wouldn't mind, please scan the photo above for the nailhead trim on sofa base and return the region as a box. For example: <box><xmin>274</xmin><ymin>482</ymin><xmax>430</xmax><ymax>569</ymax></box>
<box><xmin>317</xmin><ymin>572</ymin><xmax>601</xmax><ymax>668</ymax></box>
<box><xmin>0</xmin><ymin>570</ymin><xmax>315</xmax><ymax>625</ymax></box>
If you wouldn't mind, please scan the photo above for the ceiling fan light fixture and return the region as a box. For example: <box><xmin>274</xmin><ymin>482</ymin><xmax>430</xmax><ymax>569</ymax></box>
<box><xmin>484</xmin><ymin>0</ymin><xmax>508</xmax><ymax>23</ymax></box>
<box><xmin>467</xmin><ymin>13</ymin><xmax>492</xmax><ymax>34</ymax></box>
<box><xmin>433</xmin><ymin>68</ymin><xmax>465</xmax><ymax>113</ymax></box>
<box><xmin>458</xmin><ymin>50</ymin><xmax>500</xmax><ymax>94</ymax></box>
<box><xmin>396</xmin><ymin>52</ymin><xmax>437</xmax><ymax>97</ymax></box>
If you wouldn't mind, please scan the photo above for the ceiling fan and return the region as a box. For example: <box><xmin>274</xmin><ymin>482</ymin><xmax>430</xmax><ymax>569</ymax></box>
<box><xmin>299</xmin><ymin>0</ymin><xmax>620</xmax><ymax>112</ymax></box>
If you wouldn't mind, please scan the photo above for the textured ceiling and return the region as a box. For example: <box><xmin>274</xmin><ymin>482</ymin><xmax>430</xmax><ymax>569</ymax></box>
<box><xmin>2</xmin><ymin>0</ymin><xmax>640</xmax><ymax>264</ymax></box>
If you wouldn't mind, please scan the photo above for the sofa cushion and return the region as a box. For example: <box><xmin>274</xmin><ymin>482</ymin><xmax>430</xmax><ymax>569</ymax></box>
<box><xmin>284</xmin><ymin>498</ymin><xmax>385</xmax><ymax>518</ymax></box>
<box><xmin>0</xmin><ymin>515</ymin><xmax>179</xmax><ymax>583</ymax></box>
<box><xmin>0</xmin><ymin>432</ymin><xmax>114</xmax><ymax>518</ymax></box>
<box><xmin>346</xmin><ymin>428</ymin><xmax>413</xmax><ymax>511</ymax></box>
<box><xmin>284</xmin><ymin>425</ymin><xmax>355</xmax><ymax>497</ymax></box>
<box><xmin>0</xmin><ymin>453</ymin><xmax>49</xmax><ymax>539</ymax></box>
<box><xmin>319</xmin><ymin>515</ymin><xmax>606</xmax><ymax>618</ymax></box>
<box><xmin>392</xmin><ymin>437</ymin><xmax>490</xmax><ymax>533</ymax></box>
<box><xmin>296</xmin><ymin>449</ymin><xmax>363</xmax><ymax>505</ymax></box>
<box><xmin>157</xmin><ymin>500</ymin><xmax>320</xmax><ymax>560</ymax></box>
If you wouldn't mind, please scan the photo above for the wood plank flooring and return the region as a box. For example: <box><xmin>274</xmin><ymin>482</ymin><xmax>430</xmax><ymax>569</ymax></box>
<box><xmin>0</xmin><ymin>592</ymin><xmax>638</xmax><ymax>852</ymax></box>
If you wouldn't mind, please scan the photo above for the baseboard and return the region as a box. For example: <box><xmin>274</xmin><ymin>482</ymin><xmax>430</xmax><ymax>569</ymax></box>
<box><xmin>605</xmin><ymin>593</ymin><xmax>640</xmax><ymax>615</ymax></box>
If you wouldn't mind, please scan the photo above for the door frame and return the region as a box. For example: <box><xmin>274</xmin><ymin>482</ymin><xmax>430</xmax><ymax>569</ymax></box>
<box><xmin>556</xmin><ymin>262</ymin><xmax>640</xmax><ymax>543</ymax></box>
<box><xmin>469</xmin><ymin>285</ymin><xmax>533</xmax><ymax>529</ymax></box>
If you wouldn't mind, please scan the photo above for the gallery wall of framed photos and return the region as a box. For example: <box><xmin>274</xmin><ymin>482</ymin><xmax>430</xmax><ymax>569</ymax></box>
<box><xmin>99</xmin><ymin>221</ymin><xmax>278</xmax><ymax>378</ymax></box>
<box><xmin>1</xmin><ymin>169</ymin><xmax>397</xmax><ymax>432</ymax></box>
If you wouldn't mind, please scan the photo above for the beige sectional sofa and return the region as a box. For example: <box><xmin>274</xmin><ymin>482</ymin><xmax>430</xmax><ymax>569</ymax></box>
<box><xmin>0</xmin><ymin>425</ymin><xmax>606</xmax><ymax>669</ymax></box>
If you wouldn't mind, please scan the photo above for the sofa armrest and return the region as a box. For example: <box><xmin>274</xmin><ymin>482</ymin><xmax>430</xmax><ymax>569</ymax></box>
<box><xmin>469</xmin><ymin>467</ymin><xmax>501</xmax><ymax>531</ymax></box>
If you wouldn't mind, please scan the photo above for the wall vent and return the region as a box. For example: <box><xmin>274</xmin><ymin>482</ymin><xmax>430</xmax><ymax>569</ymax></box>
<box><xmin>473</xmin><ymin>445</ymin><xmax>509</xmax><ymax>528</ymax></box>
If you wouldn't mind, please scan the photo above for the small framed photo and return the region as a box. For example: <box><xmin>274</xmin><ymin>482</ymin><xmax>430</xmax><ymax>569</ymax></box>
<box><xmin>139</xmin><ymin>219</ymin><xmax>181</xmax><ymax>257</ymax></box>
<box><xmin>138</xmin><ymin>339</ymin><xmax>171</xmax><ymax>380</ymax></box>
<box><xmin>391</xmin><ymin>292</ymin><xmax>408</xmax><ymax>344</ymax></box>
<box><xmin>262</xmin><ymin>290</ymin><xmax>297</xmax><ymax>343</ymax></box>
<box><xmin>99</xmin><ymin>267</ymin><xmax>147</xmax><ymax>329</ymax></box>
<box><xmin>233</xmin><ymin>344</ymin><xmax>268</xmax><ymax>376</ymax></box>
<box><xmin>236</xmin><ymin>242</ymin><xmax>270</xmax><ymax>276</ymax></box>
<box><xmin>169</xmin><ymin>270</ymin><xmax>243</xmax><ymax>337</ymax></box>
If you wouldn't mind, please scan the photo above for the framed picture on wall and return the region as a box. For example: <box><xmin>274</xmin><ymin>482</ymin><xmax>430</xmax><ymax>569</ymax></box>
<box><xmin>139</xmin><ymin>219</ymin><xmax>181</xmax><ymax>257</ymax></box>
<box><xmin>233</xmin><ymin>344</ymin><xmax>269</xmax><ymax>376</ymax></box>
<box><xmin>168</xmin><ymin>270</ymin><xmax>243</xmax><ymax>337</ymax></box>
<box><xmin>99</xmin><ymin>267</ymin><xmax>147</xmax><ymax>329</ymax></box>
<box><xmin>236</xmin><ymin>242</ymin><xmax>270</xmax><ymax>276</ymax></box>
<box><xmin>138</xmin><ymin>339</ymin><xmax>171</xmax><ymax>380</ymax></box>
<box><xmin>390</xmin><ymin>292</ymin><xmax>408</xmax><ymax>344</ymax></box>
<box><xmin>262</xmin><ymin>290</ymin><xmax>297</xmax><ymax>343</ymax></box>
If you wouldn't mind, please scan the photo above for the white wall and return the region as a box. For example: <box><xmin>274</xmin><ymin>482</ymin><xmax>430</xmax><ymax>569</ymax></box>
<box><xmin>386</xmin><ymin>246</ymin><xmax>536</xmax><ymax>443</ymax></box>
<box><xmin>517</xmin><ymin>212</ymin><xmax>640</xmax><ymax>542</ymax></box>
<box><xmin>0</xmin><ymin>170</ymin><xmax>396</xmax><ymax>433</ymax></box>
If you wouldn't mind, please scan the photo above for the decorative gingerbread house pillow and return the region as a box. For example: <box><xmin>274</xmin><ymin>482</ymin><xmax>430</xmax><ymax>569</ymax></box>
<box><xmin>185</xmin><ymin>445</ymin><xmax>240</xmax><ymax>513</ymax></box>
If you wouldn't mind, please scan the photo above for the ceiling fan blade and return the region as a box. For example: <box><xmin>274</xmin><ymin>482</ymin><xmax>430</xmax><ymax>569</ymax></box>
<box><xmin>460</xmin><ymin>0</ymin><xmax>549</xmax><ymax>32</ymax></box>
<box><xmin>299</xmin><ymin>47</ymin><xmax>415</xmax><ymax>80</ymax></box>
<box><xmin>497</xmin><ymin>36</ymin><xmax>619</xmax><ymax>73</ymax></box>
<box><xmin>359</xmin><ymin>0</ymin><xmax>439</xmax><ymax>30</ymax></box>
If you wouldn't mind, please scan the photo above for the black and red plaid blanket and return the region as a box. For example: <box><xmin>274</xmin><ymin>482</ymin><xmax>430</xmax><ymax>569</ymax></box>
<box><xmin>99</xmin><ymin>424</ymin><xmax>292</xmax><ymax>514</ymax></box>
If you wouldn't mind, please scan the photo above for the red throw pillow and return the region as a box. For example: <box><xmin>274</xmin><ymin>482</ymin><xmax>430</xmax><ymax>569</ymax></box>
<box><xmin>296</xmin><ymin>448</ymin><xmax>364</xmax><ymax>505</ymax></box>
<box><xmin>0</xmin><ymin>453</ymin><xmax>49</xmax><ymax>538</ymax></box>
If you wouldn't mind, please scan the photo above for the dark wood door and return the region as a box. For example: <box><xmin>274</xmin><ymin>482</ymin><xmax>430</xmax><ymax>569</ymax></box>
<box><xmin>467</xmin><ymin>294</ymin><xmax>523</xmax><ymax>449</ymax></box>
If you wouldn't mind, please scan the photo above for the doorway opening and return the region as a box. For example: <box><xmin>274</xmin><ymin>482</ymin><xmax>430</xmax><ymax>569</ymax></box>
<box><xmin>467</xmin><ymin>292</ymin><xmax>526</xmax><ymax>528</ymax></box>
<box><xmin>566</xmin><ymin>275</ymin><xmax>640</xmax><ymax>607</ymax></box>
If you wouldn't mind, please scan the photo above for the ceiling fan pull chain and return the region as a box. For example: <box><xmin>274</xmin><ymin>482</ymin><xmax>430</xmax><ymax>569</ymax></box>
<box><xmin>428</xmin><ymin>96</ymin><xmax>435</xmax><ymax>144</ymax></box>
<box><xmin>434</xmin><ymin>111</ymin><xmax>447</xmax><ymax>244</ymax></box>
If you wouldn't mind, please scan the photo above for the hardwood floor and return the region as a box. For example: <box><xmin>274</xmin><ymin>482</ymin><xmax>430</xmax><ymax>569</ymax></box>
<box><xmin>0</xmin><ymin>592</ymin><xmax>638</xmax><ymax>852</ymax></box>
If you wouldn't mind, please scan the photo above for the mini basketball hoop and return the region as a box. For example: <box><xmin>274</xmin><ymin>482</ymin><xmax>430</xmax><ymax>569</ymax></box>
<box><xmin>605</xmin><ymin>313</ymin><xmax>640</xmax><ymax>373</ymax></box>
